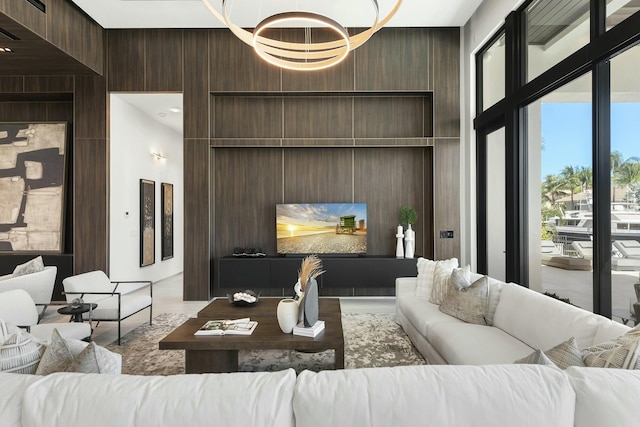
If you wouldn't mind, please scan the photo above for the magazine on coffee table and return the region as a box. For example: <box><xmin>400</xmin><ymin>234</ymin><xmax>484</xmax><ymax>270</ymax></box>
<box><xmin>194</xmin><ymin>318</ymin><xmax>257</xmax><ymax>336</ymax></box>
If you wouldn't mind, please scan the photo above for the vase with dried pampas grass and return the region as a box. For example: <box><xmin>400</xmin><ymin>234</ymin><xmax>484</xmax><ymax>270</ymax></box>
<box><xmin>294</xmin><ymin>255</ymin><xmax>325</xmax><ymax>325</ymax></box>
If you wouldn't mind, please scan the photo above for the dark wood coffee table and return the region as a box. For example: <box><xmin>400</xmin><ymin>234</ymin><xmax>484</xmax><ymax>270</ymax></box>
<box><xmin>159</xmin><ymin>298</ymin><xmax>344</xmax><ymax>373</ymax></box>
<box><xmin>197</xmin><ymin>297</ymin><xmax>342</xmax><ymax>319</ymax></box>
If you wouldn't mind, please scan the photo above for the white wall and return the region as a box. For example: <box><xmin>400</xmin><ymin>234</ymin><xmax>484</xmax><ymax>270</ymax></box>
<box><xmin>461</xmin><ymin>0</ymin><xmax>525</xmax><ymax>270</ymax></box>
<box><xmin>109</xmin><ymin>94</ymin><xmax>184</xmax><ymax>283</ymax></box>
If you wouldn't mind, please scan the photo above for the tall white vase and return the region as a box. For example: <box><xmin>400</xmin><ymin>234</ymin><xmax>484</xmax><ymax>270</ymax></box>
<box><xmin>277</xmin><ymin>298</ymin><xmax>299</xmax><ymax>333</ymax></box>
<box><xmin>405</xmin><ymin>224</ymin><xmax>415</xmax><ymax>259</ymax></box>
<box><xmin>395</xmin><ymin>225</ymin><xmax>404</xmax><ymax>258</ymax></box>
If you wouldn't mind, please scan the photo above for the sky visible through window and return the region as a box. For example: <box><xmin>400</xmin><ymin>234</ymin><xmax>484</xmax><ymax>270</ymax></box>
<box><xmin>541</xmin><ymin>102</ymin><xmax>640</xmax><ymax>177</ymax></box>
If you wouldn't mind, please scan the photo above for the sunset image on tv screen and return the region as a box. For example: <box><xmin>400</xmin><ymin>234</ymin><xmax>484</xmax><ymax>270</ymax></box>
<box><xmin>276</xmin><ymin>203</ymin><xmax>367</xmax><ymax>254</ymax></box>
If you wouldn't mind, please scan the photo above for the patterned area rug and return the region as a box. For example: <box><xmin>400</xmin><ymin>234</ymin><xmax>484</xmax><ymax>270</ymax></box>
<box><xmin>105</xmin><ymin>312</ymin><xmax>426</xmax><ymax>375</ymax></box>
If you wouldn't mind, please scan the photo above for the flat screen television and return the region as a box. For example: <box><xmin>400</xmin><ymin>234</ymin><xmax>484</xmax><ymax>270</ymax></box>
<box><xmin>276</xmin><ymin>203</ymin><xmax>367</xmax><ymax>255</ymax></box>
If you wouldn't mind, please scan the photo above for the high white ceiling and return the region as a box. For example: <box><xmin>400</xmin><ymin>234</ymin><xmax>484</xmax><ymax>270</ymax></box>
<box><xmin>71</xmin><ymin>0</ymin><xmax>484</xmax><ymax>29</ymax></box>
<box><xmin>114</xmin><ymin>93</ymin><xmax>184</xmax><ymax>134</ymax></box>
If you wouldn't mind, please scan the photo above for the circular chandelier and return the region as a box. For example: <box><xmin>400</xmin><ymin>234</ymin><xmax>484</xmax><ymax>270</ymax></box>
<box><xmin>201</xmin><ymin>0</ymin><xmax>403</xmax><ymax>71</ymax></box>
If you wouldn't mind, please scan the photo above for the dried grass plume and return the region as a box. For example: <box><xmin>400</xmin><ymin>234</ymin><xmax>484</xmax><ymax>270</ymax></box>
<box><xmin>298</xmin><ymin>254</ymin><xmax>325</xmax><ymax>292</ymax></box>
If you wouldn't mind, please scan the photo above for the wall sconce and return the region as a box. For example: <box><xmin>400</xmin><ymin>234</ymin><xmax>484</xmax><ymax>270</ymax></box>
<box><xmin>151</xmin><ymin>151</ymin><xmax>167</xmax><ymax>161</ymax></box>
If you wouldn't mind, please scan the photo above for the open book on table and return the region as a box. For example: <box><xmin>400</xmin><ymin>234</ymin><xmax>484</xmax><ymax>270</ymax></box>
<box><xmin>194</xmin><ymin>318</ymin><xmax>257</xmax><ymax>336</ymax></box>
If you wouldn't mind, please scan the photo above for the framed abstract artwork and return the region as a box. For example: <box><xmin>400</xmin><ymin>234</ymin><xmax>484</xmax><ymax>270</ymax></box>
<box><xmin>161</xmin><ymin>182</ymin><xmax>174</xmax><ymax>260</ymax></box>
<box><xmin>140</xmin><ymin>179</ymin><xmax>155</xmax><ymax>267</ymax></box>
<box><xmin>0</xmin><ymin>122</ymin><xmax>68</xmax><ymax>253</ymax></box>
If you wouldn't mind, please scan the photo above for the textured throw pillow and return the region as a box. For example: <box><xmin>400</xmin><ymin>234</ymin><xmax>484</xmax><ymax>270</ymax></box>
<box><xmin>65</xmin><ymin>342</ymin><xmax>122</xmax><ymax>374</ymax></box>
<box><xmin>415</xmin><ymin>258</ymin><xmax>437</xmax><ymax>298</ymax></box>
<box><xmin>545</xmin><ymin>337</ymin><xmax>585</xmax><ymax>369</ymax></box>
<box><xmin>439</xmin><ymin>271</ymin><xmax>488</xmax><ymax>325</ymax></box>
<box><xmin>36</xmin><ymin>328</ymin><xmax>88</xmax><ymax>375</ymax></box>
<box><xmin>12</xmin><ymin>256</ymin><xmax>45</xmax><ymax>277</ymax></box>
<box><xmin>429</xmin><ymin>258</ymin><xmax>459</xmax><ymax>305</ymax></box>
<box><xmin>515</xmin><ymin>349</ymin><xmax>558</xmax><ymax>368</ymax></box>
<box><xmin>581</xmin><ymin>325</ymin><xmax>640</xmax><ymax>369</ymax></box>
<box><xmin>515</xmin><ymin>337</ymin><xmax>585</xmax><ymax>369</ymax></box>
<box><xmin>0</xmin><ymin>330</ymin><xmax>45</xmax><ymax>374</ymax></box>
<box><xmin>484</xmin><ymin>278</ymin><xmax>506</xmax><ymax>326</ymax></box>
<box><xmin>449</xmin><ymin>265</ymin><xmax>471</xmax><ymax>290</ymax></box>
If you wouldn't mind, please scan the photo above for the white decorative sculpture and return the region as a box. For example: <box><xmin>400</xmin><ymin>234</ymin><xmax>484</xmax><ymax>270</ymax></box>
<box><xmin>405</xmin><ymin>224</ymin><xmax>415</xmax><ymax>259</ymax></box>
<box><xmin>396</xmin><ymin>225</ymin><xmax>404</xmax><ymax>258</ymax></box>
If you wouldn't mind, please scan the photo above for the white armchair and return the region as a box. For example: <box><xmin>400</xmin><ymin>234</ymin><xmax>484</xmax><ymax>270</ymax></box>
<box><xmin>62</xmin><ymin>271</ymin><xmax>152</xmax><ymax>345</ymax></box>
<box><xmin>0</xmin><ymin>266</ymin><xmax>57</xmax><ymax>322</ymax></box>
<box><xmin>0</xmin><ymin>289</ymin><xmax>91</xmax><ymax>342</ymax></box>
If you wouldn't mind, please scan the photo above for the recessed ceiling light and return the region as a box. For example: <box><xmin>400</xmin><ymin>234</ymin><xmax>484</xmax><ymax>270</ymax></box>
<box><xmin>0</xmin><ymin>47</ymin><xmax>13</xmax><ymax>53</ymax></box>
<box><xmin>169</xmin><ymin>107</ymin><xmax>181</xmax><ymax>113</ymax></box>
<box><xmin>158</xmin><ymin>112</ymin><xmax>167</xmax><ymax>118</ymax></box>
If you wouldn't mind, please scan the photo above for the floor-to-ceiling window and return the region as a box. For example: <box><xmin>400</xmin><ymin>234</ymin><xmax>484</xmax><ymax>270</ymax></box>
<box><xmin>526</xmin><ymin>73</ymin><xmax>594</xmax><ymax>310</ymax></box>
<box><xmin>610</xmin><ymin>43</ymin><xmax>640</xmax><ymax>324</ymax></box>
<box><xmin>474</xmin><ymin>0</ymin><xmax>640</xmax><ymax>320</ymax></box>
<box><xmin>486</xmin><ymin>127</ymin><xmax>507</xmax><ymax>281</ymax></box>
<box><xmin>526</xmin><ymin>0</ymin><xmax>591</xmax><ymax>82</ymax></box>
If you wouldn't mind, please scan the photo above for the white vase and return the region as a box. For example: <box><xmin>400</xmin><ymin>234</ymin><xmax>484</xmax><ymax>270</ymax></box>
<box><xmin>405</xmin><ymin>224</ymin><xmax>415</xmax><ymax>259</ymax></box>
<box><xmin>277</xmin><ymin>299</ymin><xmax>299</xmax><ymax>333</ymax></box>
<box><xmin>395</xmin><ymin>225</ymin><xmax>404</xmax><ymax>258</ymax></box>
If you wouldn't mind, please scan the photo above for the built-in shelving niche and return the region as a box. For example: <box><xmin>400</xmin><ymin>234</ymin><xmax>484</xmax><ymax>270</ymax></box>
<box><xmin>208</xmin><ymin>92</ymin><xmax>434</xmax><ymax>297</ymax></box>
<box><xmin>209</xmin><ymin>92</ymin><xmax>434</xmax><ymax>147</ymax></box>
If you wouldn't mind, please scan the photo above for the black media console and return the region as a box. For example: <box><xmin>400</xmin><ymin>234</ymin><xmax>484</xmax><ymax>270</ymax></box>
<box><xmin>217</xmin><ymin>256</ymin><xmax>418</xmax><ymax>290</ymax></box>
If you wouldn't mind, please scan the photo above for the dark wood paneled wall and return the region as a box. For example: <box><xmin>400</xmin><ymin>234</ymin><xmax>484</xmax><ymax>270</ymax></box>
<box><xmin>100</xmin><ymin>26</ymin><xmax>460</xmax><ymax>300</ymax></box>
<box><xmin>74</xmin><ymin>75</ymin><xmax>108</xmax><ymax>274</ymax></box>
<box><xmin>434</xmin><ymin>138</ymin><xmax>461</xmax><ymax>260</ymax></box>
<box><xmin>47</xmin><ymin>0</ymin><xmax>104</xmax><ymax>74</ymax></box>
<box><xmin>0</xmin><ymin>71</ymin><xmax>108</xmax><ymax>280</ymax></box>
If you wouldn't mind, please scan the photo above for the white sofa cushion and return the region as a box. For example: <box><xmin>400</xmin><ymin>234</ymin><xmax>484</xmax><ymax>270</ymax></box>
<box><xmin>396</xmin><ymin>294</ymin><xmax>463</xmax><ymax>337</ymax></box>
<box><xmin>492</xmin><ymin>283</ymin><xmax>615</xmax><ymax>350</ymax></box>
<box><xmin>0</xmin><ymin>373</ymin><xmax>42</xmax><ymax>427</ymax></box>
<box><xmin>426</xmin><ymin>322</ymin><xmax>534</xmax><ymax>365</ymax></box>
<box><xmin>83</xmin><ymin>294</ymin><xmax>152</xmax><ymax>320</ymax></box>
<box><xmin>567</xmin><ymin>366</ymin><xmax>640</xmax><ymax>427</ymax></box>
<box><xmin>592</xmin><ymin>319</ymin><xmax>630</xmax><ymax>345</ymax></box>
<box><xmin>23</xmin><ymin>369</ymin><xmax>297</xmax><ymax>427</ymax></box>
<box><xmin>293</xmin><ymin>365</ymin><xmax>575</xmax><ymax>427</ymax></box>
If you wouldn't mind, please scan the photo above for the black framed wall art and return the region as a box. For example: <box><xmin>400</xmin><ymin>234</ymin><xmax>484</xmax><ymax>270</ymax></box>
<box><xmin>140</xmin><ymin>179</ymin><xmax>155</xmax><ymax>267</ymax></box>
<box><xmin>161</xmin><ymin>182</ymin><xmax>174</xmax><ymax>260</ymax></box>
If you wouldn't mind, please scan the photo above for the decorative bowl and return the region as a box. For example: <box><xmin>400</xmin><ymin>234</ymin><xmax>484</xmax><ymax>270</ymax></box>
<box><xmin>227</xmin><ymin>290</ymin><xmax>261</xmax><ymax>306</ymax></box>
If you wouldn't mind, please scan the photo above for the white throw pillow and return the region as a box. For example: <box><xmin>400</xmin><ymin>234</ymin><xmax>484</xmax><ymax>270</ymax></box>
<box><xmin>429</xmin><ymin>258</ymin><xmax>459</xmax><ymax>305</ymax></box>
<box><xmin>12</xmin><ymin>256</ymin><xmax>45</xmax><ymax>277</ymax></box>
<box><xmin>415</xmin><ymin>258</ymin><xmax>437</xmax><ymax>298</ymax></box>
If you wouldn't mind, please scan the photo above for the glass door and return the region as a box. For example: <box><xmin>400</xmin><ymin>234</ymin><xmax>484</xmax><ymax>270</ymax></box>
<box><xmin>486</xmin><ymin>127</ymin><xmax>507</xmax><ymax>281</ymax></box>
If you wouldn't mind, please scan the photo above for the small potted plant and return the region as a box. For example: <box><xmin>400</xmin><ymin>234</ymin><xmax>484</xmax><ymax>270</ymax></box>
<box><xmin>398</xmin><ymin>205</ymin><xmax>418</xmax><ymax>229</ymax></box>
<box><xmin>398</xmin><ymin>206</ymin><xmax>417</xmax><ymax>258</ymax></box>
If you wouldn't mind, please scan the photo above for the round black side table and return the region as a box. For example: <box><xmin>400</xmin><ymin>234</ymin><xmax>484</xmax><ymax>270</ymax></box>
<box><xmin>57</xmin><ymin>303</ymin><xmax>98</xmax><ymax>323</ymax></box>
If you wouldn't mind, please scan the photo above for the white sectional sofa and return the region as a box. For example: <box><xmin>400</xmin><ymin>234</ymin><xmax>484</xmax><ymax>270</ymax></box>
<box><xmin>396</xmin><ymin>273</ymin><xmax>630</xmax><ymax>365</ymax></box>
<box><xmin>2</xmin><ymin>364</ymin><xmax>640</xmax><ymax>427</ymax></box>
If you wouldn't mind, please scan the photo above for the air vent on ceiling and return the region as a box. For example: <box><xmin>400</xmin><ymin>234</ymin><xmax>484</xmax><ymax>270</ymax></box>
<box><xmin>25</xmin><ymin>0</ymin><xmax>46</xmax><ymax>13</ymax></box>
<box><xmin>0</xmin><ymin>27</ymin><xmax>20</xmax><ymax>41</ymax></box>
